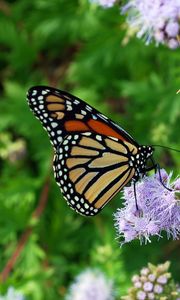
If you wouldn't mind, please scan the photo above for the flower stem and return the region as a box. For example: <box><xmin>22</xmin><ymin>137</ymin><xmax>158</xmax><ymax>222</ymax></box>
<box><xmin>0</xmin><ymin>175</ymin><xmax>51</xmax><ymax>282</ymax></box>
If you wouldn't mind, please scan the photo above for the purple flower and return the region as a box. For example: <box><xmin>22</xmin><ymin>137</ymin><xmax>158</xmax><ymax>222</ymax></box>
<box><xmin>136</xmin><ymin>290</ymin><xmax>146</xmax><ymax>300</ymax></box>
<box><xmin>121</xmin><ymin>0</ymin><xmax>180</xmax><ymax>49</ymax></box>
<box><xmin>157</xmin><ymin>275</ymin><xmax>168</xmax><ymax>284</ymax></box>
<box><xmin>66</xmin><ymin>269</ymin><xmax>114</xmax><ymax>300</ymax></box>
<box><xmin>134</xmin><ymin>281</ymin><xmax>142</xmax><ymax>288</ymax></box>
<box><xmin>122</xmin><ymin>261</ymin><xmax>180</xmax><ymax>299</ymax></box>
<box><xmin>165</xmin><ymin>22</ymin><xmax>179</xmax><ymax>37</ymax></box>
<box><xmin>91</xmin><ymin>0</ymin><xmax>116</xmax><ymax>7</ymax></box>
<box><xmin>175</xmin><ymin>178</ymin><xmax>180</xmax><ymax>189</ymax></box>
<box><xmin>114</xmin><ymin>169</ymin><xmax>180</xmax><ymax>245</ymax></box>
<box><xmin>143</xmin><ymin>282</ymin><xmax>153</xmax><ymax>292</ymax></box>
<box><xmin>148</xmin><ymin>274</ymin><xmax>156</xmax><ymax>282</ymax></box>
<box><xmin>154</xmin><ymin>284</ymin><xmax>163</xmax><ymax>294</ymax></box>
<box><xmin>0</xmin><ymin>287</ymin><xmax>25</xmax><ymax>300</ymax></box>
<box><xmin>147</xmin><ymin>293</ymin><xmax>155</xmax><ymax>299</ymax></box>
<box><xmin>140</xmin><ymin>268</ymin><xmax>149</xmax><ymax>276</ymax></box>
<box><xmin>168</xmin><ymin>39</ymin><xmax>179</xmax><ymax>49</ymax></box>
<box><xmin>132</xmin><ymin>274</ymin><xmax>140</xmax><ymax>283</ymax></box>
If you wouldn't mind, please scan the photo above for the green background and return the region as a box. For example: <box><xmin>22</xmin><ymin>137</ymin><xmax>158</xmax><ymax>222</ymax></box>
<box><xmin>0</xmin><ymin>0</ymin><xmax>180</xmax><ymax>299</ymax></box>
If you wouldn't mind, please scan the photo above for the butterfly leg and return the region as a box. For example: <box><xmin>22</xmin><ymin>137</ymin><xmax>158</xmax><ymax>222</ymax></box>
<box><xmin>149</xmin><ymin>158</ymin><xmax>172</xmax><ymax>191</ymax></box>
<box><xmin>149</xmin><ymin>157</ymin><xmax>172</xmax><ymax>192</ymax></box>
<box><xmin>133</xmin><ymin>181</ymin><xmax>139</xmax><ymax>211</ymax></box>
<box><xmin>156</xmin><ymin>163</ymin><xmax>172</xmax><ymax>192</ymax></box>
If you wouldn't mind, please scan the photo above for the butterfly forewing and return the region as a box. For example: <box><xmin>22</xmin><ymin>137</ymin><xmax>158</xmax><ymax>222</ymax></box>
<box><xmin>53</xmin><ymin>133</ymin><xmax>136</xmax><ymax>216</ymax></box>
<box><xmin>27</xmin><ymin>86</ymin><xmax>137</xmax><ymax>151</ymax></box>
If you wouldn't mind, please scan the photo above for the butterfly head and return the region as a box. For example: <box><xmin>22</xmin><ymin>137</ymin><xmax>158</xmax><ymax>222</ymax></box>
<box><xmin>131</xmin><ymin>145</ymin><xmax>154</xmax><ymax>181</ymax></box>
<box><xmin>139</xmin><ymin>145</ymin><xmax>154</xmax><ymax>159</ymax></box>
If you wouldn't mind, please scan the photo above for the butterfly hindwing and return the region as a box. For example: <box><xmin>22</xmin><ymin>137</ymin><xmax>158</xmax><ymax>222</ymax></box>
<box><xmin>27</xmin><ymin>86</ymin><xmax>137</xmax><ymax>151</ymax></box>
<box><xmin>53</xmin><ymin>133</ymin><xmax>136</xmax><ymax>216</ymax></box>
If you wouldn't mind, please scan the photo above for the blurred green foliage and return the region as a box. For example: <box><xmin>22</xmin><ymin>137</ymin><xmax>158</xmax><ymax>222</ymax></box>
<box><xmin>0</xmin><ymin>0</ymin><xmax>179</xmax><ymax>299</ymax></box>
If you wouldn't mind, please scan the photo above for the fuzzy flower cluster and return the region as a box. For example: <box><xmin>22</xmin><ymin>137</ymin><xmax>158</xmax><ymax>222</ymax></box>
<box><xmin>114</xmin><ymin>169</ymin><xmax>180</xmax><ymax>245</ymax></box>
<box><xmin>121</xmin><ymin>0</ymin><xmax>180</xmax><ymax>49</ymax></box>
<box><xmin>0</xmin><ymin>287</ymin><xmax>25</xmax><ymax>300</ymax></box>
<box><xmin>65</xmin><ymin>269</ymin><xmax>114</xmax><ymax>300</ymax></box>
<box><xmin>122</xmin><ymin>261</ymin><xmax>180</xmax><ymax>300</ymax></box>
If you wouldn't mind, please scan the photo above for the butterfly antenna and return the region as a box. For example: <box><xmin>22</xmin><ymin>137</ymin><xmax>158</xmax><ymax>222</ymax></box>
<box><xmin>152</xmin><ymin>145</ymin><xmax>180</xmax><ymax>153</ymax></box>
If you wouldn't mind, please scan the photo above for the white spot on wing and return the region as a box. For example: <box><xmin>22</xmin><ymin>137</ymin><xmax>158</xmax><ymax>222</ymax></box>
<box><xmin>52</xmin><ymin>122</ymin><xmax>58</xmax><ymax>128</ymax></box>
<box><xmin>38</xmin><ymin>96</ymin><xmax>43</xmax><ymax>100</ymax></box>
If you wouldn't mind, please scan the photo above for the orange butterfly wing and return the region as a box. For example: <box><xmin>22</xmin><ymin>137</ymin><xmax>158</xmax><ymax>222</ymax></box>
<box><xmin>53</xmin><ymin>133</ymin><xmax>136</xmax><ymax>216</ymax></box>
<box><xmin>27</xmin><ymin>86</ymin><xmax>138</xmax><ymax>150</ymax></box>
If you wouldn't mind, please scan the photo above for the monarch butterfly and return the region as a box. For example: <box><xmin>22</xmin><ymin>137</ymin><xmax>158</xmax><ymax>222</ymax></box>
<box><xmin>27</xmin><ymin>86</ymin><xmax>155</xmax><ymax>216</ymax></box>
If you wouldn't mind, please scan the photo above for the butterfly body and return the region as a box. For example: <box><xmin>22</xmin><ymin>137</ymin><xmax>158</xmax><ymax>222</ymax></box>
<box><xmin>27</xmin><ymin>86</ymin><xmax>154</xmax><ymax>216</ymax></box>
